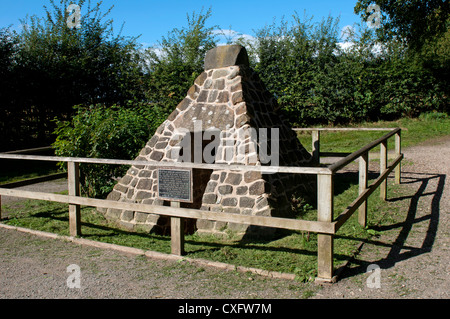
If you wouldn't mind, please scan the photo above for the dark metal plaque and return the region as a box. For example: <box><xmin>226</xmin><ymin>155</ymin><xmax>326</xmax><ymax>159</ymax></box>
<box><xmin>157</xmin><ymin>168</ymin><xmax>193</xmax><ymax>203</ymax></box>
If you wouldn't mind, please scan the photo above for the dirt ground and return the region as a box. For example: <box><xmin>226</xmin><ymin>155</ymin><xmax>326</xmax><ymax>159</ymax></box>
<box><xmin>0</xmin><ymin>136</ymin><xmax>448</xmax><ymax>300</ymax></box>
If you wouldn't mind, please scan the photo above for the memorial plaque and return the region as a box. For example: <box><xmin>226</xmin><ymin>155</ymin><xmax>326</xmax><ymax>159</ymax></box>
<box><xmin>158</xmin><ymin>168</ymin><xmax>193</xmax><ymax>203</ymax></box>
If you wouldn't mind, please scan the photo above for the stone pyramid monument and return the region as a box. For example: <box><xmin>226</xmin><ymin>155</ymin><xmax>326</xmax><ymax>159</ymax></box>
<box><xmin>102</xmin><ymin>45</ymin><xmax>316</xmax><ymax>238</ymax></box>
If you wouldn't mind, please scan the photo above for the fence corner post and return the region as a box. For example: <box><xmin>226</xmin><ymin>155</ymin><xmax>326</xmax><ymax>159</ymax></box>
<box><xmin>312</xmin><ymin>130</ymin><xmax>320</xmax><ymax>164</ymax></box>
<box><xmin>395</xmin><ymin>130</ymin><xmax>401</xmax><ymax>184</ymax></box>
<box><xmin>170</xmin><ymin>201</ymin><xmax>185</xmax><ymax>256</ymax></box>
<box><xmin>68</xmin><ymin>161</ymin><xmax>81</xmax><ymax>237</ymax></box>
<box><xmin>316</xmin><ymin>173</ymin><xmax>335</xmax><ymax>283</ymax></box>
<box><xmin>358</xmin><ymin>153</ymin><xmax>369</xmax><ymax>227</ymax></box>
<box><xmin>380</xmin><ymin>140</ymin><xmax>388</xmax><ymax>201</ymax></box>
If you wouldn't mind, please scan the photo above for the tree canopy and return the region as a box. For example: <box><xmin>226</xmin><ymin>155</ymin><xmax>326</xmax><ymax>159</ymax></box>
<box><xmin>0</xmin><ymin>0</ymin><xmax>145</xmax><ymax>150</ymax></box>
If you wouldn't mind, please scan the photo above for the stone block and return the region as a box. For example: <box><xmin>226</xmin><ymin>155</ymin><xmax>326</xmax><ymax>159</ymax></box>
<box><xmin>214</xmin><ymin>79</ymin><xmax>226</xmax><ymax>91</ymax></box>
<box><xmin>203</xmin><ymin>193</ymin><xmax>217</xmax><ymax>204</ymax></box>
<box><xmin>106</xmin><ymin>208</ymin><xmax>122</xmax><ymax>220</ymax></box>
<box><xmin>138</xmin><ymin>170</ymin><xmax>152</xmax><ymax>178</ymax></box>
<box><xmin>135</xmin><ymin>191</ymin><xmax>152</xmax><ymax>201</ymax></box>
<box><xmin>194</xmin><ymin>72</ymin><xmax>207</xmax><ymax>86</ymax></box>
<box><xmin>212</xmin><ymin>69</ymin><xmax>229</xmax><ymax>79</ymax></box>
<box><xmin>150</xmin><ymin>151</ymin><xmax>164</xmax><ymax>161</ymax></box>
<box><xmin>119</xmin><ymin>220</ymin><xmax>135</xmax><ymax>231</ymax></box>
<box><xmin>135</xmin><ymin>212</ymin><xmax>148</xmax><ymax>224</ymax></box>
<box><xmin>114</xmin><ymin>183</ymin><xmax>128</xmax><ymax>194</ymax></box>
<box><xmin>187</xmin><ymin>85</ymin><xmax>199</xmax><ymax>99</ymax></box>
<box><xmin>225</xmin><ymin>173</ymin><xmax>242</xmax><ymax>185</ymax></box>
<box><xmin>244</xmin><ymin>171</ymin><xmax>262</xmax><ymax>183</ymax></box>
<box><xmin>214</xmin><ymin>221</ymin><xmax>227</xmax><ymax>231</ymax></box>
<box><xmin>227</xmin><ymin>222</ymin><xmax>248</xmax><ymax>233</ymax></box>
<box><xmin>231</xmin><ymin>91</ymin><xmax>244</xmax><ymax>105</ymax></box>
<box><xmin>236</xmin><ymin>186</ymin><xmax>248</xmax><ymax>195</ymax></box>
<box><xmin>176</xmin><ymin>98</ymin><xmax>191</xmax><ymax>112</ymax></box>
<box><xmin>146</xmin><ymin>214</ymin><xmax>160</xmax><ymax>225</ymax></box>
<box><xmin>107</xmin><ymin>190</ymin><xmax>122</xmax><ymax>201</ymax></box>
<box><xmin>136</xmin><ymin>179</ymin><xmax>153</xmax><ymax>190</ymax></box>
<box><xmin>218</xmin><ymin>185</ymin><xmax>233</xmax><ymax>195</ymax></box>
<box><xmin>197</xmin><ymin>90</ymin><xmax>209</xmax><ymax>103</ymax></box>
<box><xmin>255</xmin><ymin>196</ymin><xmax>269</xmax><ymax>210</ymax></box>
<box><xmin>197</xmin><ymin>219</ymin><xmax>215</xmax><ymax>230</ymax></box>
<box><xmin>121</xmin><ymin>210</ymin><xmax>135</xmax><ymax>222</ymax></box>
<box><xmin>217</xmin><ymin>91</ymin><xmax>229</xmax><ymax>103</ymax></box>
<box><xmin>207</xmin><ymin>90</ymin><xmax>219</xmax><ymax>103</ymax></box>
<box><xmin>155</xmin><ymin>141</ymin><xmax>168</xmax><ymax>150</ymax></box>
<box><xmin>142</xmin><ymin>198</ymin><xmax>154</xmax><ymax>205</ymax></box>
<box><xmin>239</xmin><ymin>197</ymin><xmax>255</xmax><ymax>208</ymax></box>
<box><xmin>204</xmin><ymin>181</ymin><xmax>217</xmax><ymax>193</ymax></box>
<box><xmin>249</xmin><ymin>180</ymin><xmax>266</xmax><ymax>195</ymax></box>
<box><xmin>222</xmin><ymin>197</ymin><xmax>238</xmax><ymax>207</ymax></box>
<box><xmin>204</xmin><ymin>45</ymin><xmax>249</xmax><ymax>70</ymax></box>
<box><xmin>126</xmin><ymin>188</ymin><xmax>134</xmax><ymax>199</ymax></box>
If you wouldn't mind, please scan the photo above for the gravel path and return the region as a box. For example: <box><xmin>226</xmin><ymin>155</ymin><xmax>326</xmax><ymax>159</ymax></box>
<box><xmin>0</xmin><ymin>136</ymin><xmax>449</xmax><ymax>299</ymax></box>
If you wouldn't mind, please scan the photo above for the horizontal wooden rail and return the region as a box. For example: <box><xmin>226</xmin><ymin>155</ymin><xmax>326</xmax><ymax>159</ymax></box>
<box><xmin>293</xmin><ymin>127</ymin><xmax>401</xmax><ymax>132</ymax></box>
<box><xmin>0</xmin><ymin>173</ymin><xmax>66</xmax><ymax>189</ymax></box>
<box><xmin>328</xmin><ymin>128</ymin><xmax>400</xmax><ymax>173</ymax></box>
<box><xmin>0</xmin><ymin>188</ymin><xmax>336</xmax><ymax>235</ymax></box>
<box><xmin>2</xmin><ymin>146</ymin><xmax>53</xmax><ymax>155</ymax></box>
<box><xmin>333</xmin><ymin>154</ymin><xmax>403</xmax><ymax>231</ymax></box>
<box><xmin>0</xmin><ymin>153</ymin><xmax>331</xmax><ymax>175</ymax></box>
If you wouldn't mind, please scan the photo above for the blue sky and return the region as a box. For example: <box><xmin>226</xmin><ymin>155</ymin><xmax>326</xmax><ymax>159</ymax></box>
<box><xmin>1</xmin><ymin>0</ymin><xmax>364</xmax><ymax>47</ymax></box>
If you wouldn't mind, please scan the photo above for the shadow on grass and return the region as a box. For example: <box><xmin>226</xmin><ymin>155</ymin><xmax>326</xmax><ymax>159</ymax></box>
<box><xmin>10</xmin><ymin>204</ymin><xmax>360</xmax><ymax>266</ymax></box>
<box><xmin>338</xmin><ymin>171</ymin><xmax>444</xmax><ymax>279</ymax></box>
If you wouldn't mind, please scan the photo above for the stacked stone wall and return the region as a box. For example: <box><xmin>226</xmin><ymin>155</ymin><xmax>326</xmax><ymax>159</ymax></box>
<box><xmin>102</xmin><ymin>45</ymin><xmax>316</xmax><ymax>238</ymax></box>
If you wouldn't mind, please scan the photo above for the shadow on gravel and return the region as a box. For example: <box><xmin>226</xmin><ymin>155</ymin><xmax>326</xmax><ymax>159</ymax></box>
<box><xmin>337</xmin><ymin>171</ymin><xmax>445</xmax><ymax>280</ymax></box>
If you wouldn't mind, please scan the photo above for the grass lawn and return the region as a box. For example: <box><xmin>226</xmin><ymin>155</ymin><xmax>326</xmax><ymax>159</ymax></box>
<box><xmin>1</xmin><ymin>113</ymin><xmax>449</xmax><ymax>281</ymax></box>
<box><xmin>297</xmin><ymin>112</ymin><xmax>450</xmax><ymax>153</ymax></box>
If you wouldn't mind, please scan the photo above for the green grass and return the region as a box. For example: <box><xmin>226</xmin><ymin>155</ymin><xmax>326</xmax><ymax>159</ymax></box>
<box><xmin>297</xmin><ymin>112</ymin><xmax>450</xmax><ymax>153</ymax></box>
<box><xmin>0</xmin><ymin>160</ymin><xmax>62</xmax><ymax>185</ymax></box>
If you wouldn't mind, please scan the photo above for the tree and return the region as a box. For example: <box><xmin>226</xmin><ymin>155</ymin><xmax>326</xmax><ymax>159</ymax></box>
<box><xmin>354</xmin><ymin>0</ymin><xmax>449</xmax><ymax>108</ymax></box>
<box><xmin>354</xmin><ymin>0</ymin><xmax>449</xmax><ymax>51</ymax></box>
<box><xmin>143</xmin><ymin>8</ymin><xmax>218</xmax><ymax>114</ymax></box>
<box><xmin>0</xmin><ymin>0</ymin><xmax>145</xmax><ymax>150</ymax></box>
<box><xmin>0</xmin><ymin>28</ymin><xmax>20</xmax><ymax>150</ymax></box>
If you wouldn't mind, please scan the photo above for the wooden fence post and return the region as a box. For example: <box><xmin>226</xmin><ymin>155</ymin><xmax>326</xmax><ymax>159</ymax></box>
<box><xmin>68</xmin><ymin>161</ymin><xmax>81</xmax><ymax>237</ymax></box>
<box><xmin>395</xmin><ymin>130</ymin><xmax>401</xmax><ymax>184</ymax></box>
<box><xmin>358</xmin><ymin>152</ymin><xmax>369</xmax><ymax>227</ymax></box>
<box><xmin>0</xmin><ymin>195</ymin><xmax>2</xmax><ymax>220</ymax></box>
<box><xmin>316</xmin><ymin>174</ymin><xmax>334</xmax><ymax>282</ymax></box>
<box><xmin>380</xmin><ymin>140</ymin><xmax>387</xmax><ymax>201</ymax></box>
<box><xmin>171</xmin><ymin>201</ymin><xmax>185</xmax><ymax>256</ymax></box>
<box><xmin>312</xmin><ymin>130</ymin><xmax>320</xmax><ymax>164</ymax></box>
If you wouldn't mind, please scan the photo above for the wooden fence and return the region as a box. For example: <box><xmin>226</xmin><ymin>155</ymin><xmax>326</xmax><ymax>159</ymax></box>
<box><xmin>0</xmin><ymin>128</ymin><xmax>403</xmax><ymax>283</ymax></box>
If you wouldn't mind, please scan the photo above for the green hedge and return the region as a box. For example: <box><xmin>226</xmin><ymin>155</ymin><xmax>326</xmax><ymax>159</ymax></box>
<box><xmin>52</xmin><ymin>103</ymin><xmax>166</xmax><ymax>198</ymax></box>
<box><xmin>244</xmin><ymin>15</ymin><xmax>449</xmax><ymax>127</ymax></box>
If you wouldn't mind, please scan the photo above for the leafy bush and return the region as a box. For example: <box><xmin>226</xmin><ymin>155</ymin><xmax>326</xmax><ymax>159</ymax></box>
<box><xmin>53</xmin><ymin>103</ymin><xmax>165</xmax><ymax>198</ymax></box>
